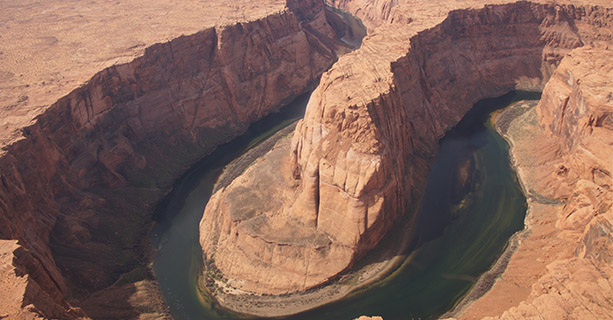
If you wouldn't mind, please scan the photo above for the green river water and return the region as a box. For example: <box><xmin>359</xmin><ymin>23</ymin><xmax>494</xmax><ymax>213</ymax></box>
<box><xmin>152</xmin><ymin>91</ymin><xmax>539</xmax><ymax>319</ymax></box>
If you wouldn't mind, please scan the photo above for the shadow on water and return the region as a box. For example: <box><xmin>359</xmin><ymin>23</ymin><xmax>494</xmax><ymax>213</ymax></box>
<box><xmin>153</xmin><ymin>88</ymin><xmax>539</xmax><ymax>320</ymax></box>
<box><xmin>415</xmin><ymin>91</ymin><xmax>541</xmax><ymax>245</ymax></box>
<box><xmin>283</xmin><ymin>91</ymin><xmax>540</xmax><ymax>320</ymax></box>
<box><xmin>151</xmin><ymin>92</ymin><xmax>310</xmax><ymax>320</ymax></box>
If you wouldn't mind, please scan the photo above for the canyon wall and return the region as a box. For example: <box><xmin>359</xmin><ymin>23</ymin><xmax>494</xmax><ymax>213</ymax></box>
<box><xmin>327</xmin><ymin>0</ymin><xmax>409</xmax><ymax>29</ymax></box>
<box><xmin>502</xmin><ymin>44</ymin><xmax>613</xmax><ymax>320</ymax></box>
<box><xmin>0</xmin><ymin>0</ymin><xmax>345</xmax><ymax>318</ymax></box>
<box><xmin>200</xmin><ymin>0</ymin><xmax>613</xmax><ymax>304</ymax></box>
<box><xmin>456</xmin><ymin>45</ymin><xmax>613</xmax><ymax>319</ymax></box>
<box><xmin>2</xmin><ymin>0</ymin><xmax>612</xmax><ymax>318</ymax></box>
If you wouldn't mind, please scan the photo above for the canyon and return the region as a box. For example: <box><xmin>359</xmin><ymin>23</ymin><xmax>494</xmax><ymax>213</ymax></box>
<box><xmin>0</xmin><ymin>0</ymin><xmax>352</xmax><ymax>318</ymax></box>
<box><xmin>200</xmin><ymin>0</ymin><xmax>613</xmax><ymax>318</ymax></box>
<box><xmin>453</xmin><ymin>45</ymin><xmax>613</xmax><ymax>319</ymax></box>
<box><xmin>0</xmin><ymin>0</ymin><xmax>612</xmax><ymax>320</ymax></box>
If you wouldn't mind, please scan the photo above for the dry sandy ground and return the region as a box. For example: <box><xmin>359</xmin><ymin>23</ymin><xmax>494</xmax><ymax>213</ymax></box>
<box><xmin>0</xmin><ymin>240</ymin><xmax>29</xmax><ymax>319</ymax></box>
<box><xmin>0</xmin><ymin>0</ymin><xmax>287</xmax><ymax>148</ymax></box>
<box><xmin>3</xmin><ymin>0</ymin><xmax>609</xmax><ymax>150</ymax></box>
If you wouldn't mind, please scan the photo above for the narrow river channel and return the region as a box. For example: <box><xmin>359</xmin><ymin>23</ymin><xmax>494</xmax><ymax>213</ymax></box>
<box><xmin>152</xmin><ymin>91</ymin><xmax>540</xmax><ymax>319</ymax></box>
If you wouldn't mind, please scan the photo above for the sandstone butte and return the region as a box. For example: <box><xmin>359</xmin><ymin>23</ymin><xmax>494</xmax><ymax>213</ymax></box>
<box><xmin>200</xmin><ymin>0</ymin><xmax>613</xmax><ymax>318</ymax></box>
<box><xmin>0</xmin><ymin>0</ymin><xmax>611</xmax><ymax>319</ymax></box>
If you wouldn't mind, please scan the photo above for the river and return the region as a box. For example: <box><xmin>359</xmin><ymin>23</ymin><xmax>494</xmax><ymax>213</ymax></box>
<box><xmin>152</xmin><ymin>91</ymin><xmax>539</xmax><ymax>319</ymax></box>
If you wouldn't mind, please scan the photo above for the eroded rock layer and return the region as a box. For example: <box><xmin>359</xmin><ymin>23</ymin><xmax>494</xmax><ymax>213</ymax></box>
<box><xmin>456</xmin><ymin>46</ymin><xmax>613</xmax><ymax>320</ymax></box>
<box><xmin>0</xmin><ymin>0</ymin><xmax>346</xmax><ymax>318</ymax></box>
<box><xmin>0</xmin><ymin>240</ymin><xmax>84</xmax><ymax>319</ymax></box>
<box><xmin>200</xmin><ymin>0</ymin><xmax>613</xmax><ymax>308</ymax></box>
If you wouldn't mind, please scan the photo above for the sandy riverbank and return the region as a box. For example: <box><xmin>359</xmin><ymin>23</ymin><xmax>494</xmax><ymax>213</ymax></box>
<box><xmin>443</xmin><ymin>100</ymin><xmax>545</xmax><ymax>318</ymax></box>
<box><xmin>450</xmin><ymin>91</ymin><xmax>613</xmax><ymax>319</ymax></box>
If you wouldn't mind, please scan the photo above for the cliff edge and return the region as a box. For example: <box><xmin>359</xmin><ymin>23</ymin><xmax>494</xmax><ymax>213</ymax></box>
<box><xmin>455</xmin><ymin>45</ymin><xmax>613</xmax><ymax>319</ymax></box>
<box><xmin>0</xmin><ymin>0</ymin><xmax>348</xmax><ymax>318</ymax></box>
<box><xmin>200</xmin><ymin>0</ymin><xmax>613</xmax><ymax>317</ymax></box>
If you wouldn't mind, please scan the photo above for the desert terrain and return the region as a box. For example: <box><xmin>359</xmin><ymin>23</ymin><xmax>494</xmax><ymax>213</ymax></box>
<box><xmin>0</xmin><ymin>0</ymin><xmax>612</xmax><ymax>319</ymax></box>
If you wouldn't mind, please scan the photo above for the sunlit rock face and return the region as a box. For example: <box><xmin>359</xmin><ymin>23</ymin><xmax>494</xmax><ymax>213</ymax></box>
<box><xmin>1</xmin><ymin>0</ymin><xmax>612</xmax><ymax>318</ymax></box>
<box><xmin>459</xmin><ymin>46</ymin><xmax>613</xmax><ymax>320</ymax></box>
<box><xmin>0</xmin><ymin>0</ymin><xmax>345</xmax><ymax>317</ymax></box>
<box><xmin>200</xmin><ymin>0</ymin><xmax>613</xmax><ymax>299</ymax></box>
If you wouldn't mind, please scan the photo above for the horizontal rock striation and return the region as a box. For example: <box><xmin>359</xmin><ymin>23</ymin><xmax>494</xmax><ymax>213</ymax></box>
<box><xmin>200</xmin><ymin>0</ymin><xmax>613</xmax><ymax>308</ymax></box>
<box><xmin>500</xmin><ymin>46</ymin><xmax>613</xmax><ymax>319</ymax></box>
<box><xmin>0</xmin><ymin>240</ymin><xmax>85</xmax><ymax>320</ymax></box>
<box><xmin>456</xmin><ymin>46</ymin><xmax>613</xmax><ymax>319</ymax></box>
<box><xmin>0</xmin><ymin>0</ymin><xmax>346</xmax><ymax>318</ymax></box>
<box><xmin>327</xmin><ymin>0</ymin><xmax>411</xmax><ymax>30</ymax></box>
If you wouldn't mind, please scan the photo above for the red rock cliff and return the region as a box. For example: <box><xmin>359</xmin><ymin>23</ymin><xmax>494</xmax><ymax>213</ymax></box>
<box><xmin>456</xmin><ymin>45</ymin><xmax>613</xmax><ymax>320</ymax></box>
<box><xmin>0</xmin><ymin>0</ymin><xmax>344</xmax><ymax>318</ymax></box>
<box><xmin>200</xmin><ymin>0</ymin><xmax>613</xmax><ymax>307</ymax></box>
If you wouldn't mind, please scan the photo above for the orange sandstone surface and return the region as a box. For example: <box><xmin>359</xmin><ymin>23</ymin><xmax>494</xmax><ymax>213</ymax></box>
<box><xmin>1</xmin><ymin>0</ymin><xmax>613</xmax><ymax>319</ymax></box>
<box><xmin>454</xmin><ymin>46</ymin><xmax>613</xmax><ymax>320</ymax></box>
<box><xmin>0</xmin><ymin>0</ymin><xmax>349</xmax><ymax>318</ymax></box>
<box><xmin>200</xmin><ymin>0</ymin><xmax>613</xmax><ymax>318</ymax></box>
<box><xmin>0</xmin><ymin>0</ymin><xmax>289</xmax><ymax>148</ymax></box>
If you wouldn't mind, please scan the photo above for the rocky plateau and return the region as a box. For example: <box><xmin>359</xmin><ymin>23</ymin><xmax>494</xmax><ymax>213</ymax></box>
<box><xmin>1</xmin><ymin>0</ymin><xmax>612</xmax><ymax>319</ymax></box>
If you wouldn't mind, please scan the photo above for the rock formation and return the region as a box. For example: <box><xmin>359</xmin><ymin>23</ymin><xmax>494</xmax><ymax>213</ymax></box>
<box><xmin>200</xmin><ymin>0</ymin><xmax>613</xmax><ymax>316</ymax></box>
<box><xmin>327</xmin><ymin>0</ymin><xmax>413</xmax><ymax>29</ymax></box>
<box><xmin>0</xmin><ymin>240</ymin><xmax>85</xmax><ymax>319</ymax></box>
<box><xmin>0</xmin><ymin>0</ymin><xmax>348</xmax><ymax>318</ymax></box>
<box><xmin>455</xmin><ymin>45</ymin><xmax>613</xmax><ymax>319</ymax></box>
<box><xmin>2</xmin><ymin>0</ymin><xmax>613</xmax><ymax>318</ymax></box>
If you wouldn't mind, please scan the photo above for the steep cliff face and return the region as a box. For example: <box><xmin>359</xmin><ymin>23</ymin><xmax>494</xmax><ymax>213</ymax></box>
<box><xmin>0</xmin><ymin>0</ymin><xmax>345</xmax><ymax>318</ymax></box>
<box><xmin>508</xmin><ymin>46</ymin><xmax>613</xmax><ymax>318</ymax></box>
<box><xmin>456</xmin><ymin>46</ymin><xmax>613</xmax><ymax>319</ymax></box>
<box><xmin>0</xmin><ymin>240</ymin><xmax>85</xmax><ymax>320</ymax></box>
<box><xmin>200</xmin><ymin>0</ymin><xmax>613</xmax><ymax>305</ymax></box>
<box><xmin>327</xmin><ymin>0</ymin><xmax>410</xmax><ymax>29</ymax></box>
